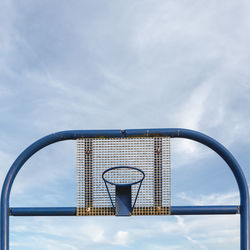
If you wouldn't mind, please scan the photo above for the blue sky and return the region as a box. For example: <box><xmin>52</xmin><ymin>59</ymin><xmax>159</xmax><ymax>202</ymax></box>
<box><xmin>1</xmin><ymin>0</ymin><xmax>250</xmax><ymax>249</ymax></box>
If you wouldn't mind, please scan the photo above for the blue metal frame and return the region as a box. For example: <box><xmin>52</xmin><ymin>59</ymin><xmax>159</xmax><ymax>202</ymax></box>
<box><xmin>8</xmin><ymin>206</ymin><xmax>240</xmax><ymax>216</ymax></box>
<box><xmin>1</xmin><ymin>129</ymin><xmax>249</xmax><ymax>249</ymax></box>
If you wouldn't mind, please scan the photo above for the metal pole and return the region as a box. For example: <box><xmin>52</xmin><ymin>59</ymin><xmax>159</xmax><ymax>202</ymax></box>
<box><xmin>9</xmin><ymin>206</ymin><xmax>240</xmax><ymax>216</ymax></box>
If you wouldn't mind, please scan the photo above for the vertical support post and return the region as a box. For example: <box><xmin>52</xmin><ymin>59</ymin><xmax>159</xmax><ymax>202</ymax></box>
<box><xmin>85</xmin><ymin>139</ymin><xmax>93</xmax><ymax>209</ymax></box>
<box><xmin>154</xmin><ymin>138</ymin><xmax>162</xmax><ymax>208</ymax></box>
<box><xmin>0</xmin><ymin>192</ymin><xmax>9</xmax><ymax>250</ymax></box>
<box><xmin>241</xmin><ymin>194</ymin><xmax>249</xmax><ymax>250</ymax></box>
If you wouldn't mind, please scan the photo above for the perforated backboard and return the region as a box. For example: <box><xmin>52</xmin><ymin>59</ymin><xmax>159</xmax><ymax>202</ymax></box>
<box><xmin>76</xmin><ymin>137</ymin><xmax>171</xmax><ymax>216</ymax></box>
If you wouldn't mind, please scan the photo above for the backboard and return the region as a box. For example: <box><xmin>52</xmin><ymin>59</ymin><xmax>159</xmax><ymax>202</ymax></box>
<box><xmin>76</xmin><ymin>137</ymin><xmax>171</xmax><ymax>216</ymax></box>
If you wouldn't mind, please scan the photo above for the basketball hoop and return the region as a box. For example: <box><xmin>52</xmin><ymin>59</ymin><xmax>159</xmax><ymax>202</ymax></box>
<box><xmin>102</xmin><ymin>166</ymin><xmax>145</xmax><ymax>216</ymax></box>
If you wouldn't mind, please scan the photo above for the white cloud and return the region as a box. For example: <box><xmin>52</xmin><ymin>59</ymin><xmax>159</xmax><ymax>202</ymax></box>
<box><xmin>11</xmin><ymin>236</ymin><xmax>78</xmax><ymax>250</ymax></box>
<box><xmin>113</xmin><ymin>231</ymin><xmax>130</xmax><ymax>246</ymax></box>
<box><xmin>173</xmin><ymin>82</ymin><xmax>215</xmax><ymax>131</ymax></box>
<box><xmin>178</xmin><ymin>191</ymin><xmax>240</xmax><ymax>205</ymax></box>
<box><xmin>185</xmin><ymin>235</ymin><xmax>207</xmax><ymax>250</ymax></box>
<box><xmin>10</xmin><ymin>212</ymin><xmax>239</xmax><ymax>250</ymax></box>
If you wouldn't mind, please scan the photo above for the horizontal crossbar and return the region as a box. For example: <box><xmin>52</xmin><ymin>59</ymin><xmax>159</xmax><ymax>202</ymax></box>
<box><xmin>171</xmin><ymin>205</ymin><xmax>240</xmax><ymax>215</ymax></box>
<box><xmin>9</xmin><ymin>206</ymin><xmax>240</xmax><ymax>216</ymax></box>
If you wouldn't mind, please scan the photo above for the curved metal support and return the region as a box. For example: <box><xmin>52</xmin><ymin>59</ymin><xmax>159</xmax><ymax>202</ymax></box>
<box><xmin>1</xmin><ymin>129</ymin><xmax>249</xmax><ymax>249</ymax></box>
<box><xmin>1</xmin><ymin>130</ymin><xmax>122</xmax><ymax>250</ymax></box>
<box><xmin>127</xmin><ymin>128</ymin><xmax>249</xmax><ymax>249</ymax></box>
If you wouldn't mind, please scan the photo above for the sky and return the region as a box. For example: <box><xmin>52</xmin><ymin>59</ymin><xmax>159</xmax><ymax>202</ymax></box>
<box><xmin>0</xmin><ymin>0</ymin><xmax>250</xmax><ymax>249</ymax></box>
